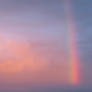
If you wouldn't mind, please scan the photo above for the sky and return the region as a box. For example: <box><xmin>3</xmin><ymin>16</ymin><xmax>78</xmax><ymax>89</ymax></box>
<box><xmin>0</xmin><ymin>0</ymin><xmax>92</xmax><ymax>92</ymax></box>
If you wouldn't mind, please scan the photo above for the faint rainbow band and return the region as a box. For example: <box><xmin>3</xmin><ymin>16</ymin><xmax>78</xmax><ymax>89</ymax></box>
<box><xmin>65</xmin><ymin>0</ymin><xmax>80</xmax><ymax>85</ymax></box>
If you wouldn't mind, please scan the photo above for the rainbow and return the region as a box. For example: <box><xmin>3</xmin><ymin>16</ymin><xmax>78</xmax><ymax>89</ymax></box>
<box><xmin>65</xmin><ymin>0</ymin><xmax>80</xmax><ymax>85</ymax></box>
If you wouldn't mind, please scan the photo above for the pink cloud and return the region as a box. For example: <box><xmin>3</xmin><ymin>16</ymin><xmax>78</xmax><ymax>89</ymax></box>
<box><xmin>0</xmin><ymin>34</ymin><xmax>69</xmax><ymax>89</ymax></box>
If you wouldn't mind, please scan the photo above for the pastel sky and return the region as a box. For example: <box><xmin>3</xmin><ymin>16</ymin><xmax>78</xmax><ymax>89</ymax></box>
<box><xmin>0</xmin><ymin>0</ymin><xmax>92</xmax><ymax>92</ymax></box>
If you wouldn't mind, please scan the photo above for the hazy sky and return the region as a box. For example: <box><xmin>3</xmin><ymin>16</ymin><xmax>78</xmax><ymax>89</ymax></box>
<box><xmin>0</xmin><ymin>0</ymin><xmax>92</xmax><ymax>92</ymax></box>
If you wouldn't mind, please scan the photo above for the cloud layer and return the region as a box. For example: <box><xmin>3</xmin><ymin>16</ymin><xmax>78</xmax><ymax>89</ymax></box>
<box><xmin>0</xmin><ymin>34</ymin><xmax>69</xmax><ymax>91</ymax></box>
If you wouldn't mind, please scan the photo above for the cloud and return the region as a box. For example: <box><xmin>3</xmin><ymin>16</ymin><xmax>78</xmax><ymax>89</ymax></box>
<box><xmin>0</xmin><ymin>60</ymin><xmax>24</xmax><ymax>73</ymax></box>
<box><xmin>0</xmin><ymin>36</ymin><xmax>70</xmax><ymax>90</ymax></box>
<box><xmin>0</xmin><ymin>36</ymin><xmax>47</xmax><ymax>73</ymax></box>
<box><xmin>0</xmin><ymin>34</ymin><xmax>69</xmax><ymax>86</ymax></box>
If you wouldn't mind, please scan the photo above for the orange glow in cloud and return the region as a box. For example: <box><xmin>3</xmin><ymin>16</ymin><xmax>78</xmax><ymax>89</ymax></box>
<box><xmin>0</xmin><ymin>34</ymin><xmax>69</xmax><ymax>86</ymax></box>
<box><xmin>0</xmin><ymin>61</ymin><xmax>24</xmax><ymax>73</ymax></box>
